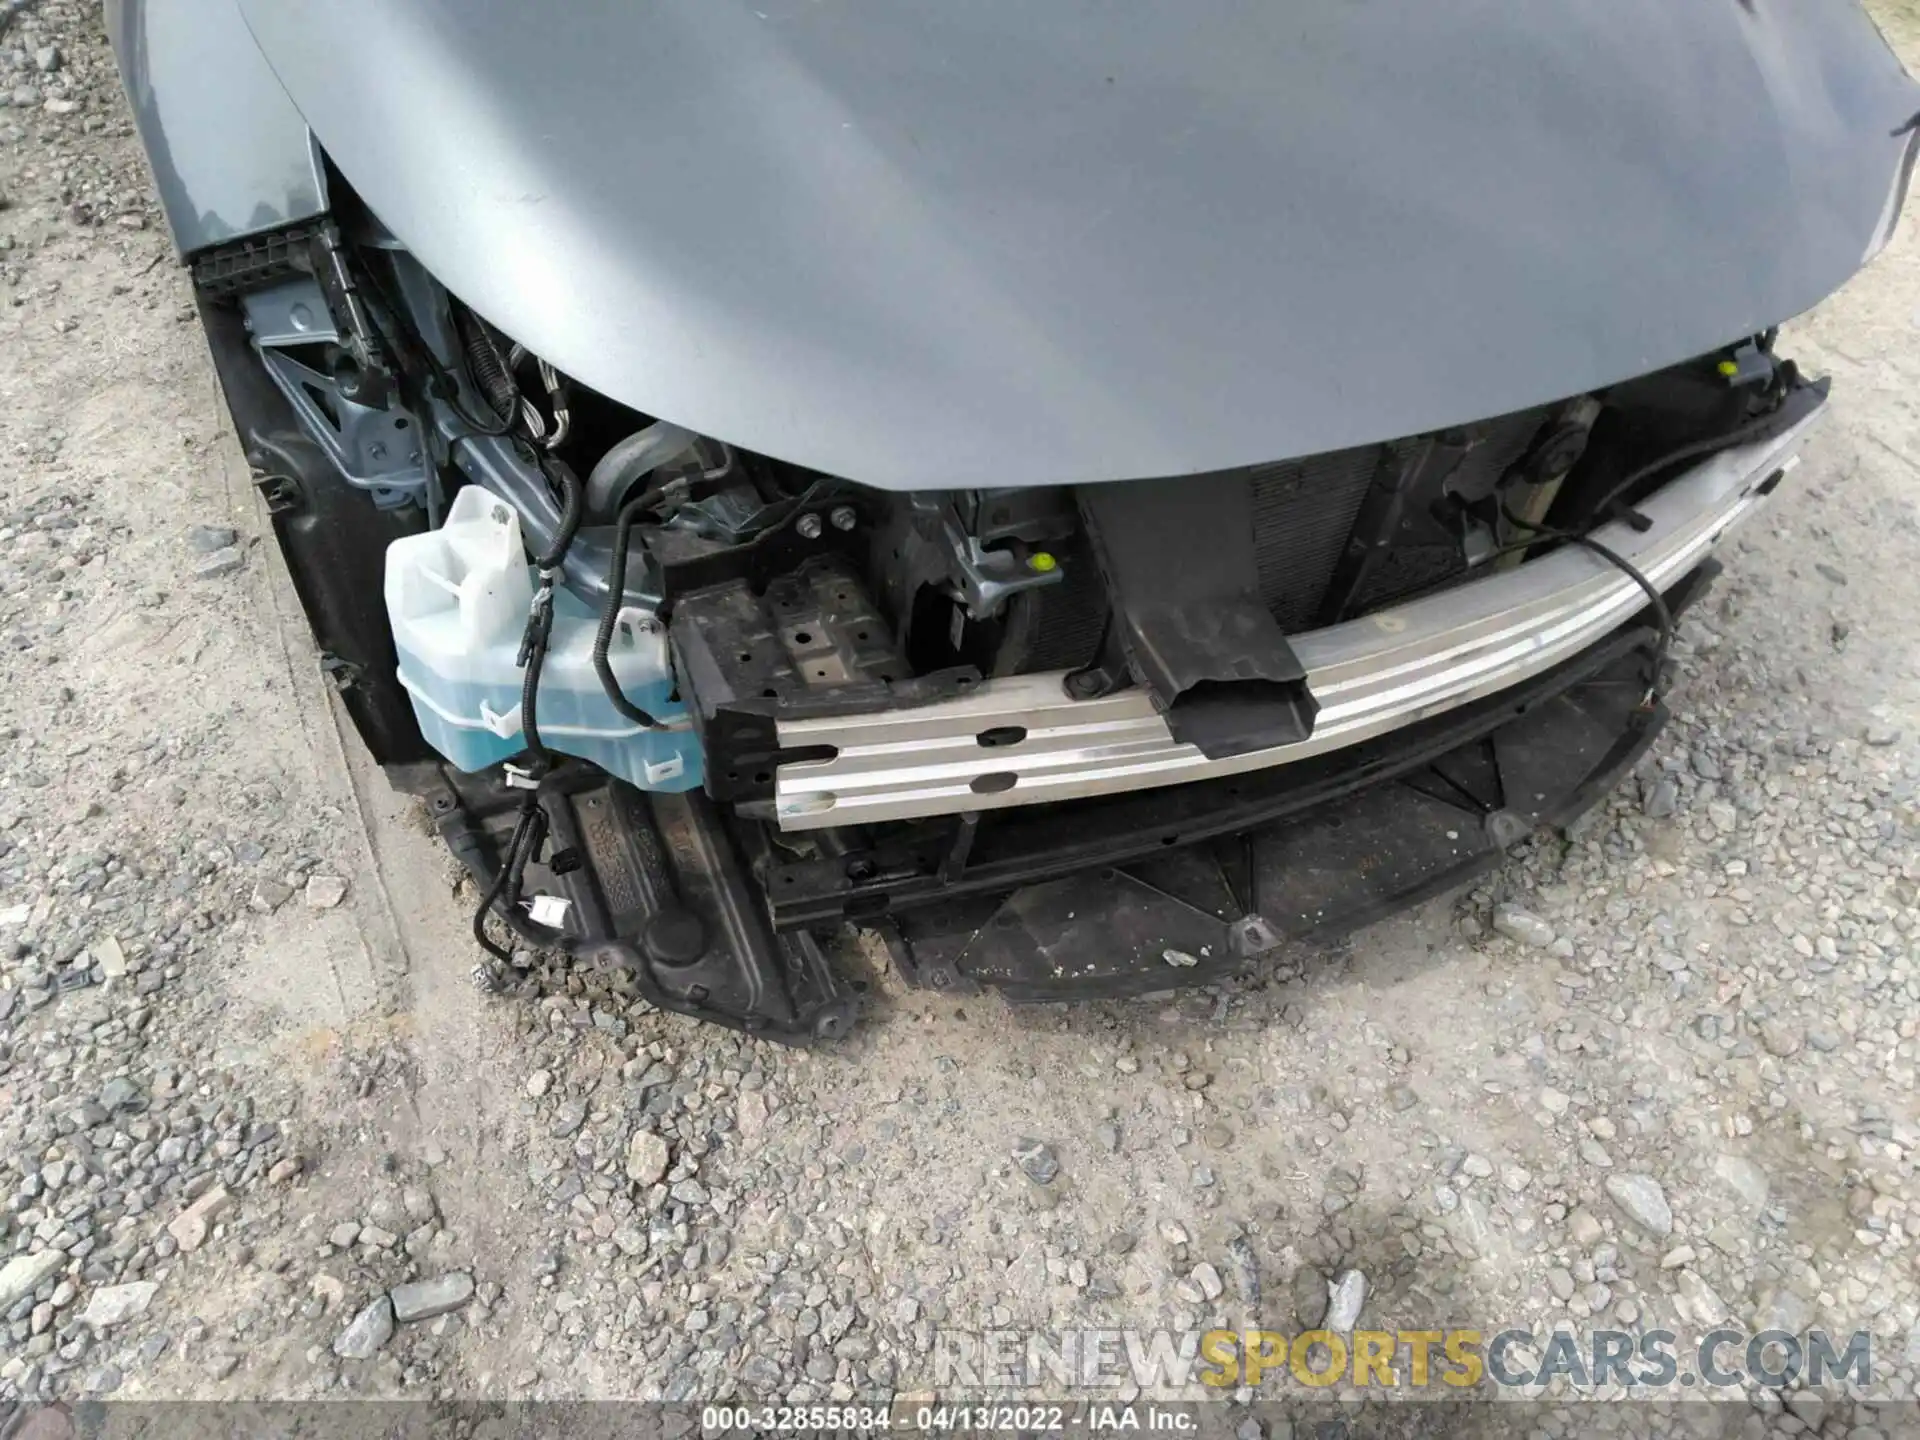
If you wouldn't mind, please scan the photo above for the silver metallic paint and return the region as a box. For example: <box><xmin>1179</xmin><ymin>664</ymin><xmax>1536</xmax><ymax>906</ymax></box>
<box><xmin>105</xmin><ymin>0</ymin><xmax>327</xmax><ymax>255</ymax></box>
<box><xmin>232</xmin><ymin>0</ymin><xmax>1911</xmax><ymax>488</ymax></box>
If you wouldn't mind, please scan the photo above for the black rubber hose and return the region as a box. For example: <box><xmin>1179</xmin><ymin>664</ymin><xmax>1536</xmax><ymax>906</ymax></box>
<box><xmin>592</xmin><ymin>482</ymin><xmax>677</xmax><ymax>730</ymax></box>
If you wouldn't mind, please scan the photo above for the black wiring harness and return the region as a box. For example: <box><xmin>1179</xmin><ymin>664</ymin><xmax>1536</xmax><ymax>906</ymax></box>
<box><xmin>310</xmin><ymin>247</ymin><xmax>560</xmax><ymax>962</ymax></box>
<box><xmin>467</xmin><ymin>453</ymin><xmax>586</xmax><ymax>965</ymax></box>
<box><xmin>476</xmin><ymin>455</ymin><xmax>691</xmax><ymax>960</ymax></box>
<box><xmin>360</xmin><ymin>229</ymin><xmax>1739</xmax><ymax>968</ymax></box>
<box><xmin>467</xmin><ymin>790</ymin><xmax>551</xmax><ymax>965</ymax></box>
<box><xmin>590</xmin><ymin>483</ymin><xmax>682</xmax><ymax>732</ymax></box>
<box><xmin>1502</xmin><ymin>362</ymin><xmax>1815</xmax><ymax>706</ymax></box>
<box><xmin>329</xmin><ymin>248</ymin><xmax>689</xmax><ymax>965</ymax></box>
<box><xmin>514</xmin><ymin>457</ymin><xmax>586</xmax><ymax>768</ymax></box>
<box><xmin>1579</xmin><ymin>401</ymin><xmax>1794</xmax><ymax>533</ymax></box>
<box><xmin>1496</xmin><ymin>501</ymin><xmax>1673</xmax><ymax>708</ymax></box>
<box><xmin>357</xmin><ymin>273</ymin><xmax>647</xmax><ymax>965</ymax></box>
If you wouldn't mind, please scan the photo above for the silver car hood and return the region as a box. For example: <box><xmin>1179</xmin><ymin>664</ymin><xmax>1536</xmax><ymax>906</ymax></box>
<box><xmin>237</xmin><ymin>0</ymin><xmax>1916</xmax><ymax>491</ymax></box>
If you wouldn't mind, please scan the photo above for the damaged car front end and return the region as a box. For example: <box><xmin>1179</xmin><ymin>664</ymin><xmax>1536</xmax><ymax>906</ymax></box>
<box><xmin>112</xmin><ymin>0</ymin><xmax>1918</xmax><ymax>1038</ymax></box>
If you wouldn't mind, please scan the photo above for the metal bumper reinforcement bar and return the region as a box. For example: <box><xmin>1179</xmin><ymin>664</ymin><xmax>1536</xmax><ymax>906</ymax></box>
<box><xmin>772</xmin><ymin>405</ymin><xmax>1823</xmax><ymax>830</ymax></box>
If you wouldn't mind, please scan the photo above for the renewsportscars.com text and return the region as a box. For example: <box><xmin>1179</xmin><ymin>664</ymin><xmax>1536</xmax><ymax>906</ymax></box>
<box><xmin>933</xmin><ymin>1327</ymin><xmax>1872</xmax><ymax>1393</ymax></box>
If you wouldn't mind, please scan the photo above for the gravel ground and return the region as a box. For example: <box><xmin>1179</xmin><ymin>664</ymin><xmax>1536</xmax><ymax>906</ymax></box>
<box><xmin>1</xmin><ymin>2</ymin><xmax>1919</xmax><ymax>1434</ymax></box>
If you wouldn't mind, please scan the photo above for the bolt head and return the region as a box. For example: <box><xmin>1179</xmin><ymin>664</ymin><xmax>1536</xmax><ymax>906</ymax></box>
<box><xmin>829</xmin><ymin>505</ymin><xmax>858</xmax><ymax>532</ymax></box>
<box><xmin>796</xmin><ymin>512</ymin><xmax>824</xmax><ymax>540</ymax></box>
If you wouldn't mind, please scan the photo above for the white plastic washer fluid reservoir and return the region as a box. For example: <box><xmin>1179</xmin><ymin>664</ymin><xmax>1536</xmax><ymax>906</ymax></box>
<box><xmin>383</xmin><ymin>485</ymin><xmax>703</xmax><ymax>791</ymax></box>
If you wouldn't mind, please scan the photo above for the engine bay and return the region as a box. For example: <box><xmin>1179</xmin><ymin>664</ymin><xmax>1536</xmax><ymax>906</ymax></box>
<box><xmin>214</xmin><ymin>224</ymin><xmax>1805</xmax><ymax>755</ymax></box>
<box><xmin>184</xmin><ymin>207</ymin><xmax>1826</xmax><ymax>1038</ymax></box>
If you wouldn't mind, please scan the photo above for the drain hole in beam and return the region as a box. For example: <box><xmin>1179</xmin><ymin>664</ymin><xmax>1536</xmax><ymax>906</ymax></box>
<box><xmin>970</xmin><ymin>772</ymin><xmax>1017</xmax><ymax>794</ymax></box>
<box><xmin>976</xmin><ymin>726</ymin><xmax>1027</xmax><ymax>748</ymax></box>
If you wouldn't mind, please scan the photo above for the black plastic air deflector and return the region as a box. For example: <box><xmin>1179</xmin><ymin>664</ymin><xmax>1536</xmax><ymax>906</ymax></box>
<box><xmin>195</xmin><ymin>292</ymin><xmax>433</xmax><ymax>766</ymax></box>
<box><xmin>413</xmin><ymin>762</ymin><xmax>859</xmax><ymax>1044</ymax></box>
<box><xmin>887</xmin><ymin>639</ymin><xmax>1665</xmax><ymax>1002</ymax></box>
<box><xmin>1076</xmin><ymin>473</ymin><xmax>1318</xmax><ymax>759</ymax></box>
